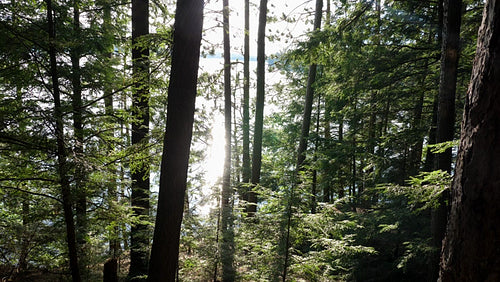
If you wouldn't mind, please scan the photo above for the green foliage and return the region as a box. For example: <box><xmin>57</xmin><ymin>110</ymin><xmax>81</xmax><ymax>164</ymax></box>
<box><xmin>0</xmin><ymin>0</ymin><xmax>484</xmax><ymax>280</ymax></box>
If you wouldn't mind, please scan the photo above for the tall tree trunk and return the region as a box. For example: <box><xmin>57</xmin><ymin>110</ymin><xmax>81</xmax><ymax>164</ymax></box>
<box><xmin>130</xmin><ymin>0</ymin><xmax>150</xmax><ymax>279</ymax></box>
<box><xmin>221</xmin><ymin>0</ymin><xmax>235</xmax><ymax>279</ymax></box>
<box><xmin>431</xmin><ymin>0</ymin><xmax>462</xmax><ymax>280</ymax></box>
<box><xmin>436</xmin><ymin>0</ymin><xmax>462</xmax><ymax>173</ymax></box>
<box><xmin>242</xmin><ymin>0</ymin><xmax>251</xmax><ymax>199</ymax></box>
<box><xmin>322</xmin><ymin>0</ymin><xmax>332</xmax><ymax>203</ymax></box>
<box><xmin>310</xmin><ymin>94</ymin><xmax>321</xmax><ymax>213</ymax></box>
<box><xmin>440</xmin><ymin>1</ymin><xmax>500</xmax><ymax>279</ymax></box>
<box><xmin>337</xmin><ymin>112</ymin><xmax>345</xmax><ymax>199</ymax></box>
<box><xmin>283</xmin><ymin>1</ymin><xmax>323</xmax><ymax>280</ymax></box>
<box><xmin>296</xmin><ymin>0</ymin><xmax>323</xmax><ymax>171</ymax></box>
<box><xmin>45</xmin><ymin>1</ymin><xmax>81</xmax><ymax>281</ymax></box>
<box><xmin>102</xmin><ymin>1</ymin><xmax>121</xmax><ymax>259</ymax></box>
<box><xmin>18</xmin><ymin>197</ymin><xmax>30</xmax><ymax>272</ymax></box>
<box><xmin>147</xmin><ymin>0</ymin><xmax>203</xmax><ymax>280</ymax></box>
<box><xmin>70</xmin><ymin>1</ymin><xmax>87</xmax><ymax>276</ymax></box>
<box><xmin>423</xmin><ymin>0</ymin><xmax>444</xmax><ymax>173</ymax></box>
<box><xmin>248</xmin><ymin>0</ymin><xmax>268</xmax><ymax>215</ymax></box>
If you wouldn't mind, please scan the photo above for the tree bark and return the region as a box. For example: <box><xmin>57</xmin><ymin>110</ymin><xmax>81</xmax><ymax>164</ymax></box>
<box><xmin>440</xmin><ymin>1</ymin><xmax>500</xmax><ymax>280</ymax></box>
<box><xmin>242</xmin><ymin>0</ymin><xmax>251</xmax><ymax>211</ymax></box>
<box><xmin>130</xmin><ymin>0</ymin><xmax>150</xmax><ymax>279</ymax></box>
<box><xmin>45</xmin><ymin>0</ymin><xmax>81</xmax><ymax>281</ymax></box>
<box><xmin>147</xmin><ymin>0</ymin><xmax>203</xmax><ymax>280</ymax></box>
<box><xmin>431</xmin><ymin>0</ymin><xmax>462</xmax><ymax>280</ymax></box>
<box><xmin>70</xmin><ymin>1</ymin><xmax>88</xmax><ymax>275</ymax></box>
<box><xmin>221</xmin><ymin>0</ymin><xmax>235</xmax><ymax>279</ymax></box>
<box><xmin>436</xmin><ymin>0</ymin><xmax>462</xmax><ymax>173</ymax></box>
<box><xmin>296</xmin><ymin>0</ymin><xmax>323</xmax><ymax>172</ymax></box>
<box><xmin>248</xmin><ymin>0</ymin><xmax>268</xmax><ymax>215</ymax></box>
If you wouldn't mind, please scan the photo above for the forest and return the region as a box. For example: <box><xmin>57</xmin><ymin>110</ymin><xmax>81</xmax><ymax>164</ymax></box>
<box><xmin>1</xmin><ymin>0</ymin><xmax>500</xmax><ymax>281</ymax></box>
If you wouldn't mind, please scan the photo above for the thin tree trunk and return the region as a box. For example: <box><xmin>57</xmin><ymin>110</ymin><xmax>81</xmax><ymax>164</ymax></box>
<box><xmin>147</xmin><ymin>0</ymin><xmax>203</xmax><ymax>280</ymax></box>
<box><xmin>436</xmin><ymin>0</ymin><xmax>462</xmax><ymax>173</ymax></box>
<box><xmin>221</xmin><ymin>0</ymin><xmax>235</xmax><ymax>279</ymax></box>
<box><xmin>45</xmin><ymin>1</ymin><xmax>81</xmax><ymax>280</ymax></box>
<box><xmin>431</xmin><ymin>0</ymin><xmax>462</xmax><ymax>280</ymax></box>
<box><xmin>311</xmin><ymin>94</ymin><xmax>321</xmax><ymax>213</ymax></box>
<box><xmin>283</xmin><ymin>1</ymin><xmax>323</xmax><ymax>280</ymax></box>
<box><xmin>102</xmin><ymin>2</ymin><xmax>120</xmax><ymax>258</ymax></box>
<box><xmin>248</xmin><ymin>0</ymin><xmax>268</xmax><ymax>215</ymax></box>
<box><xmin>440</xmin><ymin>1</ymin><xmax>500</xmax><ymax>279</ymax></box>
<box><xmin>130</xmin><ymin>0</ymin><xmax>150</xmax><ymax>279</ymax></box>
<box><xmin>337</xmin><ymin>112</ymin><xmax>345</xmax><ymax>199</ymax></box>
<box><xmin>242</xmin><ymin>0</ymin><xmax>251</xmax><ymax>195</ymax></box>
<box><xmin>296</xmin><ymin>0</ymin><xmax>323</xmax><ymax>171</ymax></box>
<box><xmin>70</xmin><ymin>1</ymin><xmax>87</xmax><ymax>276</ymax></box>
<box><xmin>423</xmin><ymin>0</ymin><xmax>443</xmax><ymax>173</ymax></box>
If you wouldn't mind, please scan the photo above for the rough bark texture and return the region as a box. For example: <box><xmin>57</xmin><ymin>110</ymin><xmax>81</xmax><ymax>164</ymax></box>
<box><xmin>249</xmin><ymin>0</ymin><xmax>268</xmax><ymax>215</ymax></box>
<box><xmin>130</xmin><ymin>0</ymin><xmax>150</xmax><ymax>279</ymax></box>
<box><xmin>46</xmin><ymin>1</ymin><xmax>81</xmax><ymax>281</ymax></box>
<box><xmin>439</xmin><ymin>1</ymin><xmax>500</xmax><ymax>280</ymax></box>
<box><xmin>147</xmin><ymin>0</ymin><xmax>203</xmax><ymax>280</ymax></box>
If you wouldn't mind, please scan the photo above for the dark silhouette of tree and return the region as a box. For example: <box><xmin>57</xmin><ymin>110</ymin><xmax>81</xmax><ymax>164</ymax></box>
<box><xmin>220</xmin><ymin>0</ymin><xmax>235</xmax><ymax>279</ymax></box>
<box><xmin>147</xmin><ymin>0</ymin><xmax>203</xmax><ymax>280</ymax></box>
<box><xmin>45</xmin><ymin>0</ymin><xmax>81</xmax><ymax>280</ymax></box>
<box><xmin>249</xmin><ymin>0</ymin><xmax>268</xmax><ymax>216</ymax></box>
<box><xmin>431</xmin><ymin>0</ymin><xmax>462</xmax><ymax>279</ymax></box>
<box><xmin>129</xmin><ymin>0</ymin><xmax>151</xmax><ymax>279</ymax></box>
<box><xmin>440</xmin><ymin>1</ymin><xmax>500</xmax><ymax>280</ymax></box>
<box><xmin>242</xmin><ymin>0</ymin><xmax>251</xmax><ymax>212</ymax></box>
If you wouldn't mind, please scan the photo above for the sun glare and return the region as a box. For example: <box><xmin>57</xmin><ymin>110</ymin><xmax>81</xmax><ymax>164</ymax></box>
<box><xmin>205</xmin><ymin>114</ymin><xmax>226</xmax><ymax>187</ymax></box>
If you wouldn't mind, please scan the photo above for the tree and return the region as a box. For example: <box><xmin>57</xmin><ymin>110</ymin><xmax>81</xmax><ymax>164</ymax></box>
<box><xmin>220</xmin><ymin>0</ymin><xmax>236</xmax><ymax>280</ymax></box>
<box><xmin>147</xmin><ymin>0</ymin><xmax>204</xmax><ymax>280</ymax></box>
<box><xmin>70</xmin><ymin>0</ymin><xmax>89</xmax><ymax>275</ymax></box>
<box><xmin>249</xmin><ymin>0</ymin><xmax>268</xmax><ymax>215</ymax></box>
<box><xmin>283</xmin><ymin>0</ymin><xmax>323</xmax><ymax>280</ymax></box>
<box><xmin>241</xmin><ymin>0</ymin><xmax>251</xmax><ymax>210</ymax></box>
<box><xmin>296</xmin><ymin>0</ymin><xmax>323</xmax><ymax>172</ymax></box>
<box><xmin>439</xmin><ymin>0</ymin><xmax>500</xmax><ymax>279</ymax></box>
<box><xmin>130</xmin><ymin>0</ymin><xmax>151</xmax><ymax>279</ymax></box>
<box><xmin>45</xmin><ymin>0</ymin><xmax>81</xmax><ymax>280</ymax></box>
<box><xmin>431</xmin><ymin>0</ymin><xmax>462</xmax><ymax>279</ymax></box>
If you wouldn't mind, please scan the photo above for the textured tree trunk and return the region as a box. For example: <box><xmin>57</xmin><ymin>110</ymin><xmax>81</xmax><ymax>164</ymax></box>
<box><xmin>130</xmin><ymin>0</ymin><xmax>150</xmax><ymax>279</ymax></box>
<box><xmin>431</xmin><ymin>0</ymin><xmax>462</xmax><ymax>279</ymax></box>
<box><xmin>45</xmin><ymin>1</ymin><xmax>81</xmax><ymax>281</ymax></box>
<box><xmin>147</xmin><ymin>0</ymin><xmax>203</xmax><ymax>280</ymax></box>
<box><xmin>221</xmin><ymin>0</ymin><xmax>235</xmax><ymax>279</ymax></box>
<box><xmin>248</xmin><ymin>0</ymin><xmax>268</xmax><ymax>215</ymax></box>
<box><xmin>440</xmin><ymin>1</ymin><xmax>500</xmax><ymax>280</ymax></box>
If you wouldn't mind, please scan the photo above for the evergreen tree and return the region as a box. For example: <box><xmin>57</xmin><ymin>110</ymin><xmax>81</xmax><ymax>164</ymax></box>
<box><xmin>440</xmin><ymin>0</ymin><xmax>500</xmax><ymax>279</ymax></box>
<box><xmin>148</xmin><ymin>0</ymin><xmax>204</xmax><ymax>279</ymax></box>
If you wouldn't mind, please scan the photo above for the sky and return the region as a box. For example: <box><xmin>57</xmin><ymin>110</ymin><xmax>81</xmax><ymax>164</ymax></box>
<box><xmin>202</xmin><ymin>0</ymin><xmax>317</xmax><ymax>57</ymax></box>
<box><xmin>196</xmin><ymin>0</ymin><xmax>318</xmax><ymax>214</ymax></box>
